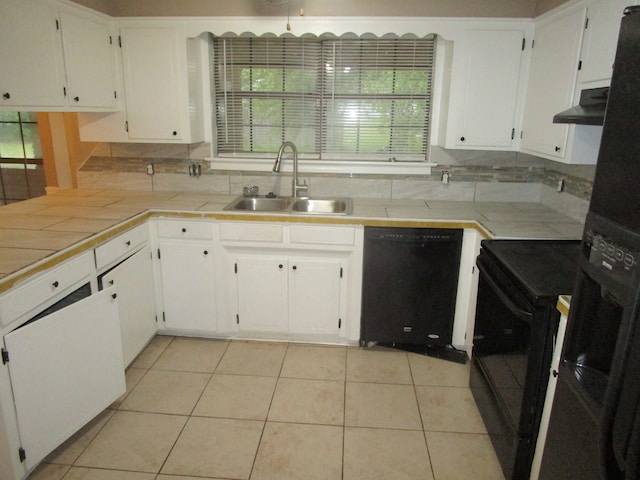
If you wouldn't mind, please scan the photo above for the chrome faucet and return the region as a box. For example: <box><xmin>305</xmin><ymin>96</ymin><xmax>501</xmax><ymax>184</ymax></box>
<box><xmin>272</xmin><ymin>141</ymin><xmax>309</xmax><ymax>198</ymax></box>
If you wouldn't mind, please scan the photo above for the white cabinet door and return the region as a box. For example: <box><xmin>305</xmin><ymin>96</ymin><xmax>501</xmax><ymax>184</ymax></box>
<box><xmin>578</xmin><ymin>0</ymin><xmax>634</xmax><ymax>86</ymax></box>
<box><xmin>520</xmin><ymin>7</ymin><xmax>586</xmax><ymax>159</ymax></box>
<box><xmin>158</xmin><ymin>242</ymin><xmax>216</xmax><ymax>332</ymax></box>
<box><xmin>3</xmin><ymin>288</ymin><xmax>125</xmax><ymax>471</ymax></box>
<box><xmin>60</xmin><ymin>10</ymin><xmax>117</xmax><ymax>110</ymax></box>
<box><xmin>288</xmin><ymin>258</ymin><xmax>342</xmax><ymax>336</ymax></box>
<box><xmin>235</xmin><ymin>256</ymin><xmax>288</xmax><ymax>333</ymax></box>
<box><xmin>120</xmin><ymin>27</ymin><xmax>185</xmax><ymax>141</ymax></box>
<box><xmin>446</xmin><ymin>29</ymin><xmax>525</xmax><ymax>149</ymax></box>
<box><xmin>0</xmin><ymin>0</ymin><xmax>65</xmax><ymax>108</ymax></box>
<box><xmin>103</xmin><ymin>246</ymin><xmax>157</xmax><ymax>367</ymax></box>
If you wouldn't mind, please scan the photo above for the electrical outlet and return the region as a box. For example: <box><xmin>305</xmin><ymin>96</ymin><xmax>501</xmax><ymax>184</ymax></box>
<box><xmin>441</xmin><ymin>171</ymin><xmax>450</xmax><ymax>185</ymax></box>
<box><xmin>146</xmin><ymin>164</ymin><xmax>154</xmax><ymax>175</ymax></box>
<box><xmin>557</xmin><ymin>178</ymin><xmax>565</xmax><ymax>192</ymax></box>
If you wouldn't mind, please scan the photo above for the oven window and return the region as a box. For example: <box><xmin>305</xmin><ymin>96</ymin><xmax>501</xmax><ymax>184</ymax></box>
<box><xmin>473</xmin><ymin>275</ymin><xmax>531</xmax><ymax>427</ymax></box>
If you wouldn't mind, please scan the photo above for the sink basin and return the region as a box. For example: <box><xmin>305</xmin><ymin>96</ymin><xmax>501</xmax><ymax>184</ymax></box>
<box><xmin>291</xmin><ymin>198</ymin><xmax>353</xmax><ymax>215</ymax></box>
<box><xmin>224</xmin><ymin>195</ymin><xmax>353</xmax><ymax>215</ymax></box>
<box><xmin>224</xmin><ymin>196</ymin><xmax>291</xmax><ymax>212</ymax></box>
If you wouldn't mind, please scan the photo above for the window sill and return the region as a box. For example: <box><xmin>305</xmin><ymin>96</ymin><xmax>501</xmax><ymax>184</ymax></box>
<box><xmin>207</xmin><ymin>157</ymin><xmax>437</xmax><ymax>176</ymax></box>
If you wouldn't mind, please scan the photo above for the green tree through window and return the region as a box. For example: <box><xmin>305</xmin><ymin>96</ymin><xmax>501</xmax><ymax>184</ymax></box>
<box><xmin>213</xmin><ymin>35</ymin><xmax>435</xmax><ymax>162</ymax></box>
<box><xmin>0</xmin><ymin>112</ymin><xmax>46</xmax><ymax>204</ymax></box>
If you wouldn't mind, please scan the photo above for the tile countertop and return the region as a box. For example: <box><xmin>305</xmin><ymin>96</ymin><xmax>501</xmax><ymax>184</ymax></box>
<box><xmin>0</xmin><ymin>189</ymin><xmax>584</xmax><ymax>289</ymax></box>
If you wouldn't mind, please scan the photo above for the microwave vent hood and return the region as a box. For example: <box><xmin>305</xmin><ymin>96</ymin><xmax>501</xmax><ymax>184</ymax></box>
<box><xmin>553</xmin><ymin>87</ymin><xmax>608</xmax><ymax>125</ymax></box>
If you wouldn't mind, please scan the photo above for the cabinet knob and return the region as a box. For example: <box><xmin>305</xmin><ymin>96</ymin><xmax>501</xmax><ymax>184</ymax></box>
<box><xmin>181</xmin><ymin>227</ymin><xmax>187</xmax><ymax>233</ymax></box>
<box><xmin>172</xmin><ymin>131</ymin><xmax>178</xmax><ymax>136</ymax></box>
<box><xmin>203</xmin><ymin>250</ymin><xmax>208</xmax><ymax>255</ymax></box>
<box><xmin>460</xmin><ymin>136</ymin><xmax>465</xmax><ymax>142</ymax></box>
<box><xmin>279</xmin><ymin>264</ymin><xmax>283</xmax><ymax>269</ymax></box>
<box><xmin>109</xmin><ymin>279</ymin><xmax>114</xmax><ymax>286</ymax></box>
<box><xmin>125</xmin><ymin>240</ymin><xmax>131</xmax><ymax>246</ymax></box>
<box><xmin>292</xmin><ymin>265</ymin><xmax>297</xmax><ymax>270</ymax></box>
<box><xmin>555</xmin><ymin>146</ymin><xmax>561</xmax><ymax>152</ymax></box>
<box><xmin>112</xmin><ymin>293</ymin><xmax>117</xmax><ymax>299</ymax></box>
<box><xmin>552</xmin><ymin>369</ymin><xmax>559</xmax><ymax>378</ymax></box>
<box><xmin>52</xmin><ymin>281</ymin><xmax>59</xmax><ymax>288</ymax></box>
<box><xmin>2</xmin><ymin>92</ymin><xmax>10</xmax><ymax>100</ymax></box>
<box><xmin>73</xmin><ymin>96</ymin><xmax>80</xmax><ymax>102</ymax></box>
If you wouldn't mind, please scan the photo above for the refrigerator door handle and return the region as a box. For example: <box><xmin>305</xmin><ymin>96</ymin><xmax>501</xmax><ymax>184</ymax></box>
<box><xmin>600</xmin><ymin>298</ymin><xmax>640</xmax><ymax>479</ymax></box>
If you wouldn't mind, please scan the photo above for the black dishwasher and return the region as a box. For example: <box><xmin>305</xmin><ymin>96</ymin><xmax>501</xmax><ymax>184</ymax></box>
<box><xmin>361</xmin><ymin>227</ymin><xmax>463</xmax><ymax>350</ymax></box>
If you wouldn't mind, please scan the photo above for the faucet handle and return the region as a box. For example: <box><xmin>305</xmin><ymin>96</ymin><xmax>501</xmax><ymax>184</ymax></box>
<box><xmin>243</xmin><ymin>185</ymin><xmax>259</xmax><ymax>197</ymax></box>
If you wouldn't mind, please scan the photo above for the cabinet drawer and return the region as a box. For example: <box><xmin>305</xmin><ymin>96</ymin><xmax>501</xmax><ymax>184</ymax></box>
<box><xmin>220</xmin><ymin>222</ymin><xmax>284</xmax><ymax>243</ymax></box>
<box><xmin>0</xmin><ymin>251</ymin><xmax>94</xmax><ymax>327</ymax></box>
<box><xmin>290</xmin><ymin>225</ymin><xmax>355</xmax><ymax>246</ymax></box>
<box><xmin>95</xmin><ymin>223</ymin><xmax>148</xmax><ymax>271</ymax></box>
<box><xmin>157</xmin><ymin>220</ymin><xmax>214</xmax><ymax>240</ymax></box>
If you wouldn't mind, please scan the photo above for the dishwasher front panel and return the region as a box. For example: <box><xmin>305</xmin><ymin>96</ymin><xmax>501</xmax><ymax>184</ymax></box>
<box><xmin>361</xmin><ymin>227</ymin><xmax>463</xmax><ymax>347</ymax></box>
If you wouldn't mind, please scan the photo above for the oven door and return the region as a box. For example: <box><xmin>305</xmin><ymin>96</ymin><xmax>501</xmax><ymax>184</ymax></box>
<box><xmin>470</xmin><ymin>251</ymin><xmax>550</xmax><ymax>480</ymax></box>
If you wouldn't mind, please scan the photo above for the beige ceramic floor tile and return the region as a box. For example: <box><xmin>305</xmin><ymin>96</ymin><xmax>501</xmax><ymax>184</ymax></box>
<box><xmin>130</xmin><ymin>336</ymin><xmax>173</xmax><ymax>369</ymax></box>
<box><xmin>25</xmin><ymin>462</ymin><xmax>69</xmax><ymax>480</ymax></box>
<box><xmin>111</xmin><ymin>367</ymin><xmax>147</xmax><ymax>408</ymax></box>
<box><xmin>416</xmin><ymin>386</ymin><xmax>487</xmax><ymax>433</ymax></box>
<box><xmin>216</xmin><ymin>341</ymin><xmax>287</xmax><ymax>377</ymax></box>
<box><xmin>61</xmin><ymin>467</ymin><xmax>155</xmax><ymax>480</ymax></box>
<box><xmin>74</xmin><ymin>411</ymin><xmax>187</xmax><ymax>473</ymax></box>
<box><xmin>426</xmin><ymin>431</ymin><xmax>505</xmax><ymax>480</ymax></box>
<box><xmin>251</xmin><ymin>422</ymin><xmax>343</xmax><ymax>480</ymax></box>
<box><xmin>347</xmin><ymin>348</ymin><xmax>412</xmax><ymax>384</ymax></box>
<box><xmin>268</xmin><ymin>378</ymin><xmax>344</xmax><ymax>425</ymax></box>
<box><xmin>161</xmin><ymin>417</ymin><xmax>263</xmax><ymax>479</ymax></box>
<box><xmin>280</xmin><ymin>344</ymin><xmax>346</xmax><ymax>380</ymax></box>
<box><xmin>345</xmin><ymin>382</ymin><xmax>422</xmax><ymax>430</ymax></box>
<box><xmin>44</xmin><ymin>409</ymin><xmax>115</xmax><ymax>465</ymax></box>
<box><xmin>343</xmin><ymin>427</ymin><xmax>434</xmax><ymax>480</ymax></box>
<box><xmin>152</xmin><ymin>337</ymin><xmax>228</xmax><ymax>373</ymax></box>
<box><xmin>119</xmin><ymin>369</ymin><xmax>210</xmax><ymax>415</ymax></box>
<box><xmin>408</xmin><ymin>352</ymin><xmax>471</xmax><ymax>387</ymax></box>
<box><xmin>193</xmin><ymin>374</ymin><xmax>277</xmax><ymax>420</ymax></box>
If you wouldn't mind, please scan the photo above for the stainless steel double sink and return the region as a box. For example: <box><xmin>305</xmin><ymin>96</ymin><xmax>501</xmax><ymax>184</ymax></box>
<box><xmin>224</xmin><ymin>195</ymin><xmax>353</xmax><ymax>215</ymax></box>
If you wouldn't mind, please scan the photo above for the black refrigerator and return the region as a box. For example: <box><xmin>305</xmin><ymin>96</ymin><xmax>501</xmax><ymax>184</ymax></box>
<box><xmin>539</xmin><ymin>6</ymin><xmax>640</xmax><ymax>479</ymax></box>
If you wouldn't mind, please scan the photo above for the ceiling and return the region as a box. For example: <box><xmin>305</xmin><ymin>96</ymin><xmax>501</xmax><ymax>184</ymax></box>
<box><xmin>72</xmin><ymin>0</ymin><xmax>569</xmax><ymax>19</ymax></box>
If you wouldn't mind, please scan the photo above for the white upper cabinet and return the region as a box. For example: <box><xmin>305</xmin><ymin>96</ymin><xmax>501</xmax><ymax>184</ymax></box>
<box><xmin>439</xmin><ymin>27</ymin><xmax>528</xmax><ymax>150</ymax></box>
<box><xmin>0</xmin><ymin>0</ymin><xmax>117</xmax><ymax>111</ymax></box>
<box><xmin>578</xmin><ymin>0</ymin><xmax>636</xmax><ymax>87</ymax></box>
<box><xmin>520</xmin><ymin>5</ymin><xmax>586</xmax><ymax>161</ymax></box>
<box><xmin>59</xmin><ymin>9</ymin><xmax>118</xmax><ymax>110</ymax></box>
<box><xmin>0</xmin><ymin>0</ymin><xmax>66</xmax><ymax>108</ymax></box>
<box><xmin>79</xmin><ymin>26</ymin><xmax>206</xmax><ymax>143</ymax></box>
<box><xmin>120</xmin><ymin>26</ymin><xmax>185</xmax><ymax>141</ymax></box>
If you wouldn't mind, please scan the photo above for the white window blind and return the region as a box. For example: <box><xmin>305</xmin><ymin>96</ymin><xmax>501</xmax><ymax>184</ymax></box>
<box><xmin>213</xmin><ymin>35</ymin><xmax>435</xmax><ymax>162</ymax></box>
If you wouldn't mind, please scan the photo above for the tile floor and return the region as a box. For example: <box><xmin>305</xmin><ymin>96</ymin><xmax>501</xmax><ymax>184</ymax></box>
<box><xmin>28</xmin><ymin>336</ymin><xmax>505</xmax><ymax>480</ymax></box>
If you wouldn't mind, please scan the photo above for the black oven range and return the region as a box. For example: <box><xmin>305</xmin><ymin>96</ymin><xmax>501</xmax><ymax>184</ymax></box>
<box><xmin>469</xmin><ymin>239</ymin><xmax>580</xmax><ymax>480</ymax></box>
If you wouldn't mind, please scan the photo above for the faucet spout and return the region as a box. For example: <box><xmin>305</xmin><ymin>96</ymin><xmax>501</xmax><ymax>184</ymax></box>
<box><xmin>272</xmin><ymin>141</ymin><xmax>309</xmax><ymax>198</ymax></box>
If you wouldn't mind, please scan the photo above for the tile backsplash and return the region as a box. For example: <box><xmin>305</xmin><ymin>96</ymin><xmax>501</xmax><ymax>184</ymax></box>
<box><xmin>78</xmin><ymin>143</ymin><xmax>593</xmax><ymax>224</ymax></box>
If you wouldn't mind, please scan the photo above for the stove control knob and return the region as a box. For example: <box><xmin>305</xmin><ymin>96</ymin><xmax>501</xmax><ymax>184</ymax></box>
<box><xmin>624</xmin><ymin>253</ymin><xmax>635</xmax><ymax>268</ymax></box>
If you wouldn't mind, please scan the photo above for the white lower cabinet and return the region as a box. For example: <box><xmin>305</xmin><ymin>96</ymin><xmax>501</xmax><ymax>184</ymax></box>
<box><xmin>288</xmin><ymin>258</ymin><xmax>342</xmax><ymax>336</ymax></box>
<box><xmin>3</xmin><ymin>287</ymin><xmax>125</xmax><ymax>472</ymax></box>
<box><xmin>102</xmin><ymin>245</ymin><xmax>157</xmax><ymax>367</ymax></box>
<box><xmin>158</xmin><ymin>241</ymin><xmax>216</xmax><ymax>333</ymax></box>
<box><xmin>220</xmin><ymin>222</ymin><xmax>362</xmax><ymax>342</ymax></box>
<box><xmin>234</xmin><ymin>256</ymin><xmax>342</xmax><ymax>336</ymax></box>
<box><xmin>235</xmin><ymin>256</ymin><xmax>289</xmax><ymax>333</ymax></box>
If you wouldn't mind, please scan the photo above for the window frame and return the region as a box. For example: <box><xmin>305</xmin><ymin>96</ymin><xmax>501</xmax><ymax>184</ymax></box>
<box><xmin>210</xmin><ymin>34</ymin><xmax>439</xmax><ymax>175</ymax></box>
